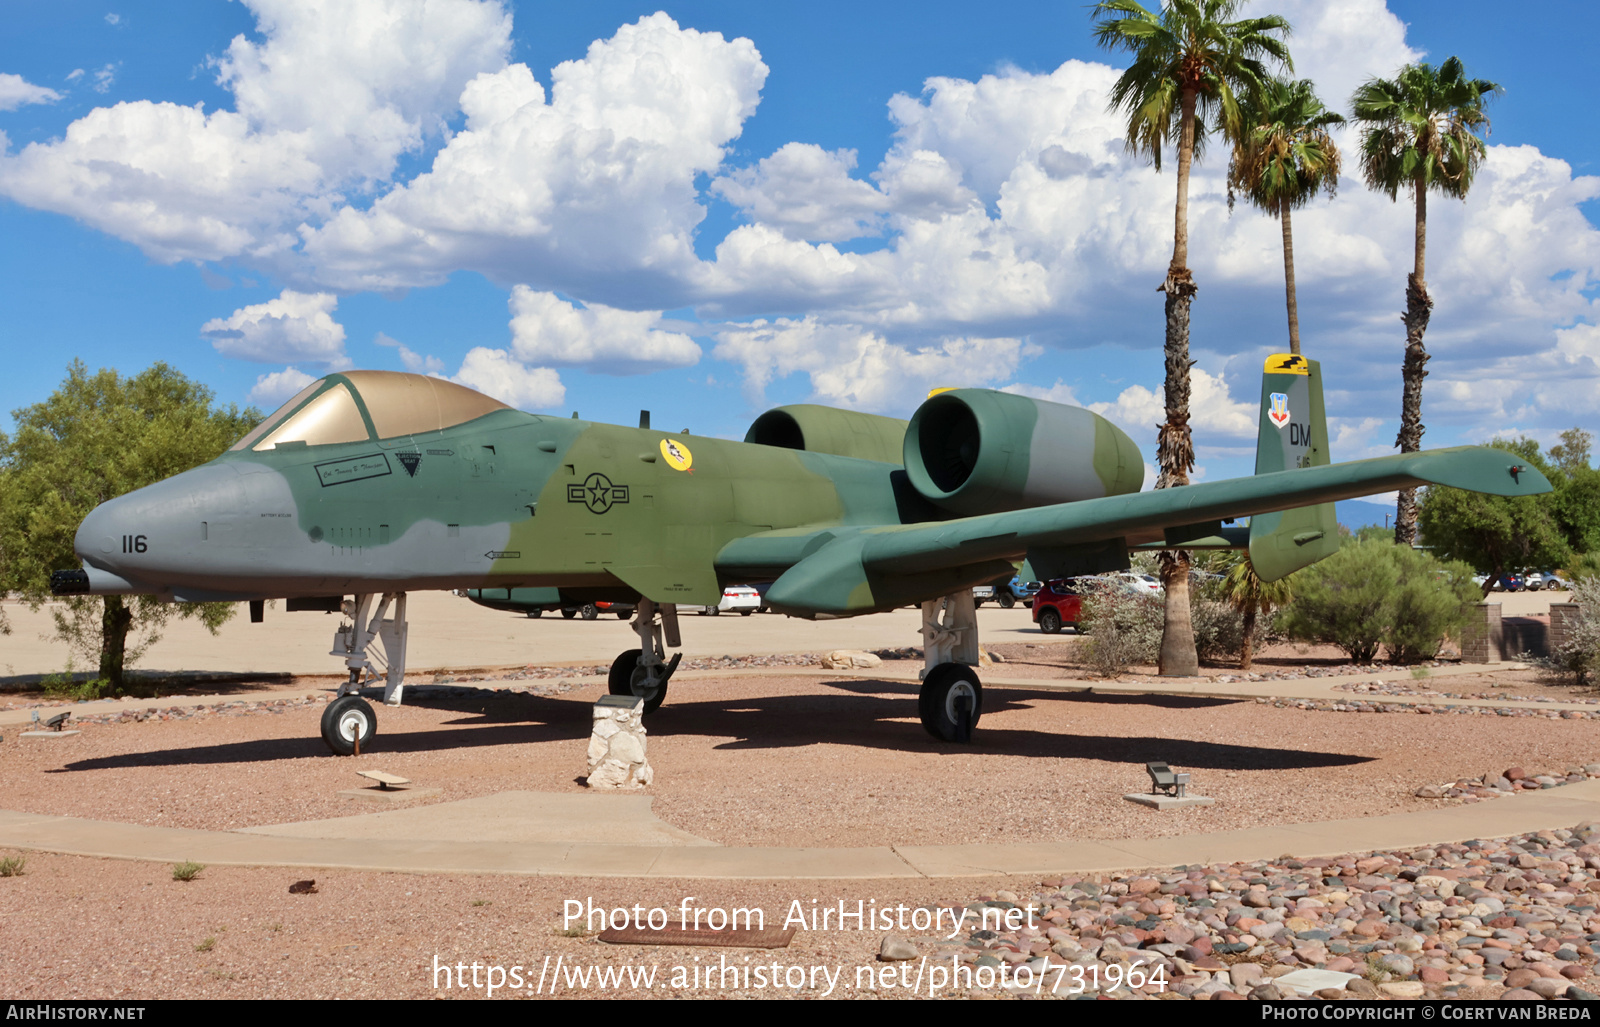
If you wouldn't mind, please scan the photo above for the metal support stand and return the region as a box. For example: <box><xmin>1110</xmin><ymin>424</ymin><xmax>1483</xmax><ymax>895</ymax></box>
<box><xmin>919</xmin><ymin>590</ymin><xmax>980</xmax><ymax>679</ymax></box>
<box><xmin>331</xmin><ymin>592</ymin><xmax>409</xmax><ymax>706</ymax></box>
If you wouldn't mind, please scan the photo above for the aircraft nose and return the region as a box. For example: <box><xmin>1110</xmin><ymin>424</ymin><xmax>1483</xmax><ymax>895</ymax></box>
<box><xmin>75</xmin><ymin>462</ymin><xmax>246</xmax><ymax>570</ymax></box>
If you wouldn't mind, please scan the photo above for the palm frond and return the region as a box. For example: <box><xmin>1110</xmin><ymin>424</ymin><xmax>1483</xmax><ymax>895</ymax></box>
<box><xmin>1091</xmin><ymin>0</ymin><xmax>1293</xmax><ymax>172</ymax></box>
<box><xmin>1349</xmin><ymin>58</ymin><xmax>1500</xmax><ymax>202</ymax></box>
<box><xmin>1226</xmin><ymin>77</ymin><xmax>1343</xmax><ymax>216</ymax></box>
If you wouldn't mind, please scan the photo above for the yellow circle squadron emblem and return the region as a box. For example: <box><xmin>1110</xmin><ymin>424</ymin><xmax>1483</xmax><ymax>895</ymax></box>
<box><xmin>660</xmin><ymin>437</ymin><xmax>693</xmax><ymax>472</ymax></box>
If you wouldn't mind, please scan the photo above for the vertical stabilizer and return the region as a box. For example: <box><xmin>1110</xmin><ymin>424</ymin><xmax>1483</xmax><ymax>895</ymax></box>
<box><xmin>1248</xmin><ymin>354</ymin><xmax>1339</xmax><ymax>580</ymax></box>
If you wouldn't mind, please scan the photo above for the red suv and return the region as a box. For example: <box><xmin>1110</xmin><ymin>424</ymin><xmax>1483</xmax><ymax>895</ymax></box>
<box><xmin>1033</xmin><ymin>577</ymin><xmax>1097</xmax><ymax>633</ymax></box>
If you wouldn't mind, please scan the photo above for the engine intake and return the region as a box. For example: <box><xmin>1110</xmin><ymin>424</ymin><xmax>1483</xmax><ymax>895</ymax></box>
<box><xmin>745</xmin><ymin>405</ymin><xmax>908</xmax><ymax>464</ymax></box>
<box><xmin>903</xmin><ymin>389</ymin><xmax>1143</xmax><ymax>516</ymax></box>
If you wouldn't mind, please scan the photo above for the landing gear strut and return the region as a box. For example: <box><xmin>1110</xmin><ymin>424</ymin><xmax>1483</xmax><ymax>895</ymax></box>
<box><xmin>609</xmin><ymin>599</ymin><xmax>682</xmax><ymax>714</ymax></box>
<box><xmin>918</xmin><ymin>591</ymin><xmax>982</xmax><ymax>742</ymax></box>
<box><xmin>320</xmin><ymin>592</ymin><xmax>409</xmax><ymax>754</ymax></box>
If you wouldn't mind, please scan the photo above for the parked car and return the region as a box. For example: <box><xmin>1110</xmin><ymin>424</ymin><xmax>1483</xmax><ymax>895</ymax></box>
<box><xmin>1006</xmin><ymin>577</ymin><xmax>1042</xmax><ymax>608</ymax></box>
<box><xmin>975</xmin><ymin>576</ymin><xmax>1041</xmax><ymax>608</ymax></box>
<box><xmin>697</xmin><ymin>585</ymin><xmax>762</xmax><ymax>615</ymax></box>
<box><xmin>1032</xmin><ymin>577</ymin><xmax>1105</xmax><ymax>633</ymax></box>
<box><xmin>1107</xmin><ymin>571</ymin><xmax>1162</xmax><ymax>595</ymax></box>
<box><xmin>1489</xmin><ymin>572</ymin><xmax>1525</xmax><ymax>592</ymax></box>
<box><xmin>594</xmin><ymin>601</ymin><xmax>634</xmax><ymax>619</ymax></box>
<box><xmin>1525</xmin><ymin>570</ymin><xmax>1567</xmax><ymax>591</ymax></box>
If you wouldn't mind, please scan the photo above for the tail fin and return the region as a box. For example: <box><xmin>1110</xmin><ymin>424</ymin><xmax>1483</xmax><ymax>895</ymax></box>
<box><xmin>1248</xmin><ymin>353</ymin><xmax>1339</xmax><ymax>580</ymax></box>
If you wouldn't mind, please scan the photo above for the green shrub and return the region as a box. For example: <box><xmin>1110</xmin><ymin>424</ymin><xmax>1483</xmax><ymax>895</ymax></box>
<box><xmin>1278</xmin><ymin>541</ymin><xmax>1476</xmax><ymax>663</ymax></box>
<box><xmin>1567</xmin><ymin>552</ymin><xmax>1600</xmax><ymax>584</ymax></box>
<box><xmin>1548</xmin><ymin>577</ymin><xmax>1600</xmax><ymax>685</ymax></box>
<box><xmin>172</xmin><ymin>861</ymin><xmax>204</xmax><ymax>882</ymax></box>
<box><xmin>1079</xmin><ymin>583</ymin><xmax>1163</xmax><ymax>676</ymax></box>
<box><xmin>0</xmin><ymin>856</ymin><xmax>25</xmax><ymax>877</ymax></box>
<box><xmin>1192</xmin><ymin>595</ymin><xmax>1258</xmax><ymax>663</ymax></box>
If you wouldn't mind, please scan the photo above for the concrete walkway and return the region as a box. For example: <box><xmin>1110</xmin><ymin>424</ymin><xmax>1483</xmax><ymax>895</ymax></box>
<box><xmin>3</xmin><ymin>780</ymin><xmax>1599</xmax><ymax>881</ymax></box>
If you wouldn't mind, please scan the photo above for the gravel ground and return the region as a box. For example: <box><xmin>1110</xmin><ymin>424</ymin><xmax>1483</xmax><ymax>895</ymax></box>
<box><xmin>5</xmin><ymin>672</ymin><xmax>1600</xmax><ymax>846</ymax></box>
<box><xmin>5</xmin><ymin>668</ymin><xmax>1600</xmax><ymax>1000</ymax></box>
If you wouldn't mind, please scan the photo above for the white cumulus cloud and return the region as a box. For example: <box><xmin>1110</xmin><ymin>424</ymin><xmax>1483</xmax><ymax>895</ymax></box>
<box><xmin>1086</xmin><ymin>367</ymin><xmax>1258</xmax><ymax>441</ymax></box>
<box><xmin>248</xmin><ymin>366</ymin><xmax>318</xmax><ymax>406</ymax></box>
<box><xmin>452</xmin><ymin>347</ymin><xmax>564</xmax><ymax>409</ymax></box>
<box><xmin>302</xmin><ymin>13</ymin><xmax>768</xmax><ymax>300</ymax></box>
<box><xmin>0</xmin><ymin>0</ymin><xmax>512</xmax><ymax>264</ymax></box>
<box><xmin>507</xmin><ymin>287</ymin><xmax>700</xmax><ymax>375</ymax></box>
<box><xmin>713</xmin><ymin>316</ymin><xmax>1037</xmax><ymax>412</ymax></box>
<box><xmin>0</xmin><ymin>73</ymin><xmax>62</xmax><ymax>111</ymax></box>
<box><xmin>201</xmin><ymin>290</ymin><xmax>347</xmax><ymax>365</ymax></box>
<box><xmin>710</xmin><ymin>143</ymin><xmax>888</xmax><ymax>242</ymax></box>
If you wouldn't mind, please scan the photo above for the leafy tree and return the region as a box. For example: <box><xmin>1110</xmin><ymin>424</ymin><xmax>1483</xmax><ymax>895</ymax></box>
<box><xmin>1549</xmin><ymin>428</ymin><xmax>1594</xmax><ymax>476</ymax></box>
<box><xmin>1548</xmin><ymin>429</ymin><xmax>1600</xmax><ymax>557</ymax></box>
<box><xmin>0</xmin><ymin>362</ymin><xmax>260</xmax><ymax>692</ymax></box>
<box><xmin>1217</xmin><ymin>552</ymin><xmax>1294</xmax><ymax>669</ymax></box>
<box><xmin>1417</xmin><ymin>437</ymin><xmax>1571</xmax><ymax>596</ymax></box>
<box><xmin>1226</xmin><ymin>76</ymin><xmax>1343</xmax><ymax>355</ymax></box>
<box><xmin>1091</xmin><ymin>0</ymin><xmax>1291</xmax><ymax>677</ymax></box>
<box><xmin>1350</xmin><ymin>58</ymin><xmax>1501</xmax><ymax>547</ymax></box>
<box><xmin>1279</xmin><ymin>540</ymin><xmax>1476</xmax><ymax>663</ymax></box>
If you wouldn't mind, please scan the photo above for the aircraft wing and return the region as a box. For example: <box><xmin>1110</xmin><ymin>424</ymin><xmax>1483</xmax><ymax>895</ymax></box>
<box><xmin>719</xmin><ymin>445</ymin><xmax>1550</xmax><ymax>617</ymax></box>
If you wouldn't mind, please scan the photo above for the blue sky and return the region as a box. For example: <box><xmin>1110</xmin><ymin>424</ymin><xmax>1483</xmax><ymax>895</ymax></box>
<box><xmin>2</xmin><ymin>0</ymin><xmax>1597</xmax><ymax>490</ymax></box>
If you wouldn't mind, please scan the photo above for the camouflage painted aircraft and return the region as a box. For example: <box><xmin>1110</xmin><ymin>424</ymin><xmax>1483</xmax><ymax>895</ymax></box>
<box><xmin>53</xmin><ymin>357</ymin><xmax>1550</xmax><ymax>754</ymax></box>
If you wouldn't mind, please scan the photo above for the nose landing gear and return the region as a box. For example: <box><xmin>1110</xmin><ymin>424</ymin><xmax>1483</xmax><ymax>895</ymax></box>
<box><xmin>321</xmin><ymin>592</ymin><xmax>408</xmax><ymax>755</ymax></box>
<box><xmin>608</xmin><ymin>599</ymin><xmax>682</xmax><ymax>714</ymax></box>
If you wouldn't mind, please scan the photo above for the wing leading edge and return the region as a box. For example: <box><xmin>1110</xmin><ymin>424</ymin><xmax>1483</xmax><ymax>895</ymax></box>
<box><xmin>721</xmin><ymin>445</ymin><xmax>1551</xmax><ymax>617</ymax></box>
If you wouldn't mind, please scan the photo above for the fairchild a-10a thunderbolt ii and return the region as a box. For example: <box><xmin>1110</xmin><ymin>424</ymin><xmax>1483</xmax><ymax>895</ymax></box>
<box><xmin>53</xmin><ymin>357</ymin><xmax>1549</xmax><ymax>754</ymax></box>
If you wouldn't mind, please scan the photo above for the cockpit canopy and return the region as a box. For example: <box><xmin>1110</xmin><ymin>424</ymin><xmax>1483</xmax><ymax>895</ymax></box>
<box><xmin>230</xmin><ymin>371</ymin><xmax>509</xmax><ymax>452</ymax></box>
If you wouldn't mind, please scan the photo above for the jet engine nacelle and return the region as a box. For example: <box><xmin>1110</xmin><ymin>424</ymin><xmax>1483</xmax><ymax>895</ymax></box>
<box><xmin>745</xmin><ymin>404</ymin><xmax>908</xmax><ymax>464</ymax></box>
<box><xmin>902</xmin><ymin>389</ymin><xmax>1144</xmax><ymax>516</ymax></box>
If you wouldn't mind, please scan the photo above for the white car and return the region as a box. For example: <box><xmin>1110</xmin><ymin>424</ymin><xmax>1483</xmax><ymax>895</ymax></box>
<box><xmin>698</xmin><ymin>585</ymin><xmax>762</xmax><ymax>615</ymax></box>
<box><xmin>1526</xmin><ymin>571</ymin><xmax>1567</xmax><ymax>591</ymax></box>
<box><xmin>1106</xmin><ymin>571</ymin><xmax>1162</xmax><ymax>595</ymax></box>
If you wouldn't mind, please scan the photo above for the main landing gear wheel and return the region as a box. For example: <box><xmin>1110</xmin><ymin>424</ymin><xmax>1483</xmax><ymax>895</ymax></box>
<box><xmin>919</xmin><ymin>662</ymin><xmax>982</xmax><ymax>743</ymax></box>
<box><xmin>609</xmin><ymin>648</ymin><xmax>671</xmax><ymax>714</ymax></box>
<box><xmin>1038</xmin><ymin>608</ymin><xmax>1062</xmax><ymax>634</ymax></box>
<box><xmin>321</xmin><ymin>695</ymin><xmax>376</xmax><ymax>756</ymax></box>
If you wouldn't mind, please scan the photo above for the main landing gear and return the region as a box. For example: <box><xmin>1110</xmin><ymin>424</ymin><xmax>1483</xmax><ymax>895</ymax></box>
<box><xmin>321</xmin><ymin>592</ymin><xmax>408</xmax><ymax>755</ymax></box>
<box><xmin>609</xmin><ymin>598</ymin><xmax>682</xmax><ymax>714</ymax></box>
<box><xmin>918</xmin><ymin>591</ymin><xmax>982</xmax><ymax>743</ymax></box>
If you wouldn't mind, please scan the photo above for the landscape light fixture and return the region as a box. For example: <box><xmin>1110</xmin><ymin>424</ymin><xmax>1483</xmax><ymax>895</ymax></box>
<box><xmin>1145</xmin><ymin>761</ymin><xmax>1190</xmax><ymax>798</ymax></box>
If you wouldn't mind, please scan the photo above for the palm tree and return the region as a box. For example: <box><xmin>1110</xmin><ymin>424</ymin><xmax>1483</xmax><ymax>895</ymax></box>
<box><xmin>1350</xmin><ymin>58</ymin><xmax>1500</xmax><ymax>546</ymax></box>
<box><xmin>1227</xmin><ymin>77</ymin><xmax>1343</xmax><ymax>355</ymax></box>
<box><xmin>1091</xmin><ymin>0</ymin><xmax>1291</xmax><ymax>676</ymax></box>
<box><xmin>1218</xmin><ymin>552</ymin><xmax>1294</xmax><ymax>670</ymax></box>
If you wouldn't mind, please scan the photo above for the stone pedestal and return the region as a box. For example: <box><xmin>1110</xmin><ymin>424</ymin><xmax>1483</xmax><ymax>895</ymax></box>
<box><xmin>586</xmin><ymin>695</ymin><xmax>653</xmax><ymax>789</ymax></box>
<box><xmin>1462</xmin><ymin>603</ymin><xmax>1503</xmax><ymax>664</ymax></box>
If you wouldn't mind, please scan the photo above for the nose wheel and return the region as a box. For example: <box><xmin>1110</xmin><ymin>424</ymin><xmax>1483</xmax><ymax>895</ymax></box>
<box><xmin>321</xmin><ymin>695</ymin><xmax>377</xmax><ymax>756</ymax></box>
<box><xmin>609</xmin><ymin>599</ymin><xmax>682</xmax><ymax>714</ymax></box>
<box><xmin>608</xmin><ymin>648</ymin><xmax>679</xmax><ymax>714</ymax></box>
